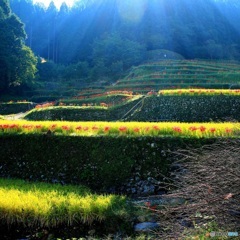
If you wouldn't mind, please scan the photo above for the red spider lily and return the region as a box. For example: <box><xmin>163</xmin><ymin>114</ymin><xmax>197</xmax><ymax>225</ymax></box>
<box><xmin>225</xmin><ymin>128</ymin><xmax>232</xmax><ymax>133</ymax></box>
<box><xmin>133</xmin><ymin>127</ymin><xmax>140</xmax><ymax>133</ymax></box>
<box><xmin>145</xmin><ymin>202</ymin><xmax>157</xmax><ymax>211</ymax></box>
<box><xmin>75</xmin><ymin>126</ymin><xmax>82</xmax><ymax>131</ymax></box>
<box><xmin>83</xmin><ymin>126</ymin><xmax>89</xmax><ymax>131</ymax></box>
<box><xmin>189</xmin><ymin>90</ymin><xmax>195</xmax><ymax>93</ymax></box>
<box><xmin>92</xmin><ymin>126</ymin><xmax>99</xmax><ymax>131</ymax></box>
<box><xmin>119</xmin><ymin>126</ymin><xmax>127</xmax><ymax>132</ymax></box>
<box><xmin>189</xmin><ymin>126</ymin><xmax>198</xmax><ymax>131</ymax></box>
<box><xmin>173</xmin><ymin>126</ymin><xmax>182</xmax><ymax>133</ymax></box>
<box><xmin>9</xmin><ymin>124</ymin><xmax>19</xmax><ymax>129</ymax></box>
<box><xmin>62</xmin><ymin>126</ymin><xmax>70</xmax><ymax>131</ymax></box>
<box><xmin>34</xmin><ymin>125</ymin><xmax>42</xmax><ymax>129</ymax></box>
<box><xmin>199</xmin><ymin>126</ymin><xmax>206</xmax><ymax>132</ymax></box>
<box><xmin>145</xmin><ymin>202</ymin><xmax>151</xmax><ymax>207</ymax></box>
<box><xmin>104</xmin><ymin>126</ymin><xmax>110</xmax><ymax>132</ymax></box>
<box><xmin>152</xmin><ymin>125</ymin><xmax>160</xmax><ymax>131</ymax></box>
<box><xmin>1</xmin><ymin>124</ymin><xmax>10</xmax><ymax>129</ymax></box>
<box><xmin>145</xmin><ymin>127</ymin><xmax>150</xmax><ymax>132</ymax></box>
<box><xmin>22</xmin><ymin>124</ymin><xmax>33</xmax><ymax>129</ymax></box>
<box><xmin>50</xmin><ymin>124</ymin><xmax>57</xmax><ymax>129</ymax></box>
<box><xmin>100</xmin><ymin>102</ymin><xmax>108</xmax><ymax>107</ymax></box>
<box><xmin>209</xmin><ymin>128</ymin><xmax>216</xmax><ymax>133</ymax></box>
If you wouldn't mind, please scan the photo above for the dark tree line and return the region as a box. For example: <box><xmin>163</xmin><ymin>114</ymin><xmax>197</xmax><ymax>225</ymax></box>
<box><xmin>0</xmin><ymin>0</ymin><xmax>37</xmax><ymax>94</ymax></box>
<box><xmin>5</xmin><ymin>0</ymin><xmax>240</xmax><ymax>92</ymax></box>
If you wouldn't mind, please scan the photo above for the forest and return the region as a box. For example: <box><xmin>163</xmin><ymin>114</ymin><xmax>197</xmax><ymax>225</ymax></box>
<box><xmin>1</xmin><ymin>0</ymin><xmax>240</xmax><ymax>96</ymax></box>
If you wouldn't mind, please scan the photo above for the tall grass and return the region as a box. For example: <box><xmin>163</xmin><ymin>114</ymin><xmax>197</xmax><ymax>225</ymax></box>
<box><xmin>159</xmin><ymin>89</ymin><xmax>240</xmax><ymax>96</ymax></box>
<box><xmin>0</xmin><ymin>178</ymin><xmax>127</xmax><ymax>228</ymax></box>
<box><xmin>0</xmin><ymin>120</ymin><xmax>239</xmax><ymax>138</ymax></box>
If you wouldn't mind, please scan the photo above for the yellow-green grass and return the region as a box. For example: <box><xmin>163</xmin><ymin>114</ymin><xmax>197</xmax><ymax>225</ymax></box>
<box><xmin>158</xmin><ymin>89</ymin><xmax>240</xmax><ymax>96</ymax></box>
<box><xmin>0</xmin><ymin>178</ymin><xmax>127</xmax><ymax>227</ymax></box>
<box><xmin>0</xmin><ymin>120</ymin><xmax>239</xmax><ymax>138</ymax></box>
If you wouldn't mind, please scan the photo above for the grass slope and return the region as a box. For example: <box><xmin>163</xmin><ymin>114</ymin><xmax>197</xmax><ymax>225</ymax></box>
<box><xmin>107</xmin><ymin>60</ymin><xmax>240</xmax><ymax>93</ymax></box>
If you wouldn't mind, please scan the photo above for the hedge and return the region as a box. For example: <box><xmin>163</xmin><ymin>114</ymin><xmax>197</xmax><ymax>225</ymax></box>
<box><xmin>0</xmin><ymin>135</ymin><xmax>214</xmax><ymax>192</ymax></box>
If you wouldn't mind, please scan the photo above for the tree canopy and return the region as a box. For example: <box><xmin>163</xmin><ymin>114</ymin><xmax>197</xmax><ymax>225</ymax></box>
<box><xmin>0</xmin><ymin>0</ymin><xmax>37</xmax><ymax>94</ymax></box>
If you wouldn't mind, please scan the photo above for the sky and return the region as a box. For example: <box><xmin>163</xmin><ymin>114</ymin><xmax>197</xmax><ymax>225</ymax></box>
<box><xmin>33</xmin><ymin>0</ymin><xmax>75</xmax><ymax>9</ymax></box>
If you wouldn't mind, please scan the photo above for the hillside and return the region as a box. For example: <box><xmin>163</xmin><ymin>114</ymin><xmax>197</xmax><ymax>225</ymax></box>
<box><xmin>48</xmin><ymin>59</ymin><xmax>240</xmax><ymax>102</ymax></box>
<box><xmin>106</xmin><ymin>60</ymin><xmax>240</xmax><ymax>94</ymax></box>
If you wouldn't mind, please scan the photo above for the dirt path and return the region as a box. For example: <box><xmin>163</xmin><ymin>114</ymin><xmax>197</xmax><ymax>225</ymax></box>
<box><xmin>4</xmin><ymin>112</ymin><xmax>27</xmax><ymax>120</ymax></box>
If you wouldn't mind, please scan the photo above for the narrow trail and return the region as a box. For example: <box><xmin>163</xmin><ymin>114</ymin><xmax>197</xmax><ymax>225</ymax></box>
<box><xmin>4</xmin><ymin>112</ymin><xmax>28</xmax><ymax>120</ymax></box>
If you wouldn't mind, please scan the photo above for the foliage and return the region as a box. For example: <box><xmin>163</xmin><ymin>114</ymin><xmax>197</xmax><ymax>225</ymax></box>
<box><xmin>0</xmin><ymin>0</ymin><xmax>37</xmax><ymax>94</ymax></box>
<box><xmin>10</xmin><ymin>0</ymin><xmax>240</xmax><ymax>64</ymax></box>
<box><xmin>92</xmin><ymin>33</ymin><xmax>146</xmax><ymax>79</ymax></box>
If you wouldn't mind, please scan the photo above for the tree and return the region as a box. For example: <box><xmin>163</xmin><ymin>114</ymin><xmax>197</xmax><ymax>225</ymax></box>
<box><xmin>92</xmin><ymin>33</ymin><xmax>146</xmax><ymax>80</ymax></box>
<box><xmin>0</xmin><ymin>0</ymin><xmax>37</xmax><ymax>94</ymax></box>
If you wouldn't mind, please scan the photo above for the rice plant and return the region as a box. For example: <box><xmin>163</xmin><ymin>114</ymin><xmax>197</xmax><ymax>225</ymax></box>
<box><xmin>0</xmin><ymin>178</ymin><xmax>127</xmax><ymax>228</ymax></box>
<box><xmin>0</xmin><ymin>120</ymin><xmax>239</xmax><ymax>138</ymax></box>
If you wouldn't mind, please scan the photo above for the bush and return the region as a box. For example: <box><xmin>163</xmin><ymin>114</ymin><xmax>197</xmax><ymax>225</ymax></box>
<box><xmin>155</xmin><ymin>139</ymin><xmax>240</xmax><ymax>239</ymax></box>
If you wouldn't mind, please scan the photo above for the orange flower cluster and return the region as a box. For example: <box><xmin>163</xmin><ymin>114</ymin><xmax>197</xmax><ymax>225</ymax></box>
<box><xmin>35</xmin><ymin>102</ymin><xmax>55</xmax><ymax>109</ymax></box>
<box><xmin>0</xmin><ymin>122</ymin><xmax>236</xmax><ymax>138</ymax></box>
<box><xmin>159</xmin><ymin>89</ymin><xmax>240</xmax><ymax>96</ymax></box>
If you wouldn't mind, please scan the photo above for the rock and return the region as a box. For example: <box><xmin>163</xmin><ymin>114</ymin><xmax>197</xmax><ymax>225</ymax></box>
<box><xmin>143</xmin><ymin>184</ymin><xmax>155</xmax><ymax>194</ymax></box>
<box><xmin>170</xmin><ymin>163</ymin><xmax>183</xmax><ymax>171</ymax></box>
<box><xmin>228</xmin><ymin>209</ymin><xmax>240</xmax><ymax>217</ymax></box>
<box><xmin>168</xmin><ymin>197</ymin><xmax>185</xmax><ymax>205</ymax></box>
<box><xmin>131</xmin><ymin>188</ymin><xmax>137</xmax><ymax>194</ymax></box>
<box><xmin>180</xmin><ymin>219</ymin><xmax>194</xmax><ymax>228</ymax></box>
<box><xmin>134</xmin><ymin>222</ymin><xmax>160</xmax><ymax>232</ymax></box>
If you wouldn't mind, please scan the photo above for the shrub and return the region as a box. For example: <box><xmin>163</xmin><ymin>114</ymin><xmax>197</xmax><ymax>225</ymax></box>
<box><xmin>154</xmin><ymin>139</ymin><xmax>240</xmax><ymax>239</ymax></box>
